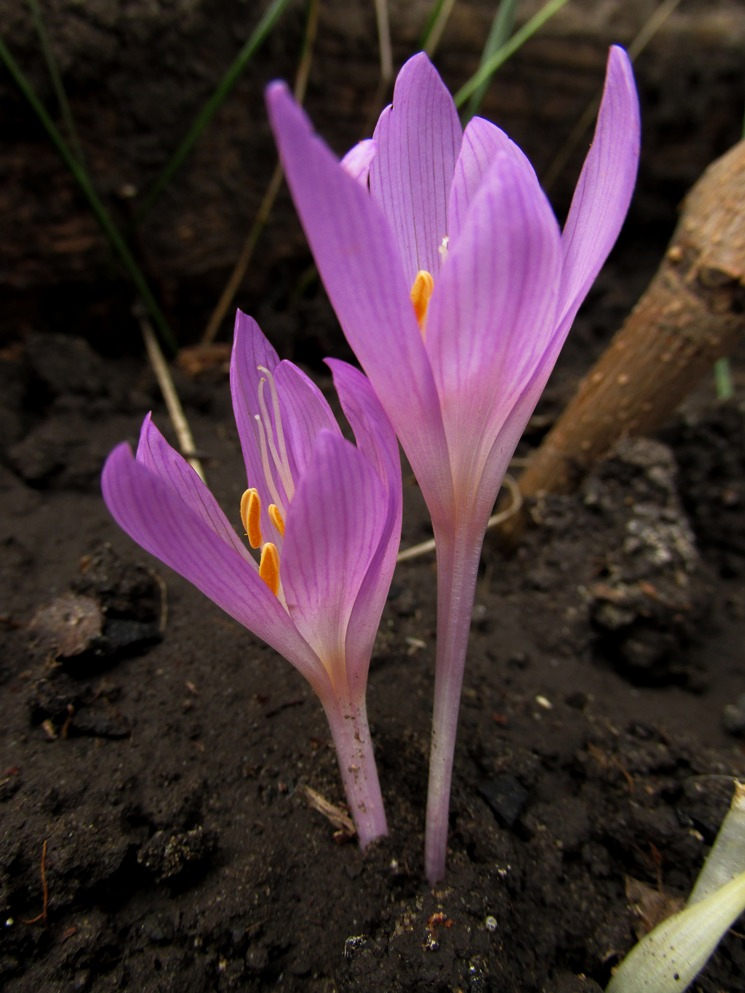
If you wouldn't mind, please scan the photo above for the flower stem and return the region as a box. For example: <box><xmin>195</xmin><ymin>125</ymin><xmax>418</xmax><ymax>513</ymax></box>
<box><xmin>424</xmin><ymin>523</ymin><xmax>484</xmax><ymax>884</ymax></box>
<box><xmin>323</xmin><ymin>695</ymin><xmax>388</xmax><ymax>850</ymax></box>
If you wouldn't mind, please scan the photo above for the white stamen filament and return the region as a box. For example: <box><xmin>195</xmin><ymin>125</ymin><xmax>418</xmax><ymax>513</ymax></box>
<box><xmin>253</xmin><ymin>414</ymin><xmax>286</xmax><ymax>514</ymax></box>
<box><xmin>257</xmin><ymin>365</ymin><xmax>295</xmax><ymax>504</ymax></box>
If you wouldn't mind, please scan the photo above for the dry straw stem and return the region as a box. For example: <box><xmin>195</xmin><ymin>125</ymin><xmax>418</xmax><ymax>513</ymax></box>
<box><xmin>496</xmin><ymin>138</ymin><xmax>745</xmax><ymax>547</ymax></box>
<box><xmin>136</xmin><ymin>304</ymin><xmax>207</xmax><ymax>483</ymax></box>
<box><xmin>201</xmin><ymin>0</ymin><xmax>320</xmax><ymax>346</ymax></box>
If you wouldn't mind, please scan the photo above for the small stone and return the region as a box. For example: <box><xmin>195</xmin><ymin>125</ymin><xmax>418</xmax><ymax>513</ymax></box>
<box><xmin>723</xmin><ymin>694</ymin><xmax>745</xmax><ymax>735</ymax></box>
<box><xmin>478</xmin><ymin>774</ymin><xmax>529</xmax><ymax>829</ymax></box>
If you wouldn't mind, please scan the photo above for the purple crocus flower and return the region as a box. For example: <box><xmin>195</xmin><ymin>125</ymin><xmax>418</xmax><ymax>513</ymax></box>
<box><xmin>101</xmin><ymin>312</ymin><xmax>402</xmax><ymax>848</ymax></box>
<box><xmin>267</xmin><ymin>48</ymin><xmax>640</xmax><ymax>882</ymax></box>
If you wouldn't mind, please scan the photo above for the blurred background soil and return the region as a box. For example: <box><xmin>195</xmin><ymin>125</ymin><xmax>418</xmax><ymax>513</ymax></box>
<box><xmin>1</xmin><ymin>1</ymin><xmax>745</xmax><ymax>991</ymax></box>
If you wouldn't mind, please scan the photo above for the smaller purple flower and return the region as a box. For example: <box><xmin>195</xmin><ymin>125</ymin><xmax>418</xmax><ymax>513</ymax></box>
<box><xmin>102</xmin><ymin>311</ymin><xmax>402</xmax><ymax>848</ymax></box>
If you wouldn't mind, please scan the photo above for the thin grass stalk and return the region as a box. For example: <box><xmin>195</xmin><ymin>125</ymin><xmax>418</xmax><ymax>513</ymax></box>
<box><xmin>201</xmin><ymin>0</ymin><xmax>320</xmax><ymax>345</ymax></box>
<box><xmin>463</xmin><ymin>0</ymin><xmax>519</xmax><ymax>123</ymax></box>
<box><xmin>453</xmin><ymin>0</ymin><xmax>570</xmax><ymax>108</ymax></box>
<box><xmin>360</xmin><ymin>0</ymin><xmax>396</xmax><ymax>137</ymax></box>
<box><xmin>135</xmin><ymin>0</ymin><xmax>293</xmax><ymax>223</ymax></box>
<box><xmin>421</xmin><ymin>0</ymin><xmax>457</xmax><ymax>57</ymax></box>
<box><xmin>0</xmin><ymin>36</ymin><xmax>177</xmax><ymax>354</ymax></box>
<box><xmin>543</xmin><ymin>0</ymin><xmax>683</xmax><ymax>192</ymax></box>
<box><xmin>714</xmin><ymin>358</ymin><xmax>734</xmax><ymax>401</ymax></box>
<box><xmin>27</xmin><ymin>0</ymin><xmax>86</xmax><ymax>166</ymax></box>
<box><xmin>373</xmin><ymin>0</ymin><xmax>393</xmax><ymax>86</ymax></box>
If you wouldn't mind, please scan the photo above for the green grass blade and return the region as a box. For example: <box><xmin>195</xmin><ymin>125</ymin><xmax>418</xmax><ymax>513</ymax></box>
<box><xmin>714</xmin><ymin>358</ymin><xmax>734</xmax><ymax>401</ymax></box>
<box><xmin>0</xmin><ymin>35</ymin><xmax>177</xmax><ymax>353</ymax></box>
<box><xmin>27</xmin><ymin>0</ymin><xmax>86</xmax><ymax>167</ymax></box>
<box><xmin>464</xmin><ymin>0</ymin><xmax>519</xmax><ymax>122</ymax></box>
<box><xmin>136</xmin><ymin>0</ymin><xmax>292</xmax><ymax>222</ymax></box>
<box><xmin>454</xmin><ymin>0</ymin><xmax>570</xmax><ymax>109</ymax></box>
<box><xmin>201</xmin><ymin>0</ymin><xmax>321</xmax><ymax>345</ymax></box>
<box><xmin>421</xmin><ymin>0</ymin><xmax>457</xmax><ymax>56</ymax></box>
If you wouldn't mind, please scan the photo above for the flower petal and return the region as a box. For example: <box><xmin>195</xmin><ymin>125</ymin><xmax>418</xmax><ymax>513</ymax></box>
<box><xmin>267</xmin><ymin>82</ymin><xmax>454</xmax><ymax>521</ymax></box>
<box><xmin>230</xmin><ymin>311</ymin><xmax>339</xmax><ymax>543</ymax></box>
<box><xmin>425</xmin><ymin>148</ymin><xmax>561</xmax><ymax>500</ymax></box>
<box><xmin>558</xmin><ymin>45</ymin><xmax>640</xmax><ymax>334</ymax></box>
<box><xmin>369</xmin><ymin>52</ymin><xmax>462</xmax><ymax>282</ymax></box>
<box><xmin>280</xmin><ymin>431</ymin><xmax>388</xmax><ymax>693</ymax></box>
<box><xmin>327</xmin><ymin>359</ymin><xmax>402</xmax><ymax>693</ymax></box>
<box><xmin>101</xmin><ymin>439</ymin><xmax>327</xmax><ymax>687</ymax></box>
<box><xmin>230</xmin><ymin>311</ymin><xmax>283</xmax><ymax>534</ymax></box>
<box><xmin>136</xmin><ymin>414</ymin><xmax>247</xmax><ymax>557</ymax></box>
<box><xmin>341</xmin><ymin>138</ymin><xmax>376</xmax><ymax>184</ymax></box>
<box><xmin>448</xmin><ymin>116</ymin><xmax>537</xmax><ymax>245</ymax></box>
<box><xmin>326</xmin><ymin>359</ymin><xmax>400</xmax><ymax>495</ymax></box>
<box><xmin>272</xmin><ymin>361</ymin><xmax>341</xmax><ymax>482</ymax></box>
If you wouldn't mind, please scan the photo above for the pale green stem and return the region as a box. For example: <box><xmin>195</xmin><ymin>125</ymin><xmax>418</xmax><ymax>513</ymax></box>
<box><xmin>322</xmin><ymin>693</ymin><xmax>388</xmax><ymax>850</ymax></box>
<box><xmin>424</xmin><ymin>520</ymin><xmax>484</xmax><ymax>884</ymax></box>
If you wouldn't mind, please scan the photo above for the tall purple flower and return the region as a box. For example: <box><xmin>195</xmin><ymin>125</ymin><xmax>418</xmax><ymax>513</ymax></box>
<box><xmin>267</xmin><ymin>48</ymin><xmax>640</xmax><ymax>881</ymax></box>
<box><xmin>102</xmin><ymin>312</ymin><xmax>402</xmax><ymax>848</ymax></box>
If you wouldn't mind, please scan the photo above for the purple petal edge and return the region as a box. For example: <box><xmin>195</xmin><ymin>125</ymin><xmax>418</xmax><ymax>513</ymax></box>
<box><xmin>558</xmin><ymin>46</ymin><xmax>640</xmax><ymax>334</ymax></box>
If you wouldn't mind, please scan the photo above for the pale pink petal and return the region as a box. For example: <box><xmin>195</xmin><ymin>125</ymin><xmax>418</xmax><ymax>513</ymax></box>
<box><xmin>230</xmin><ymin>311</ymin><xmax>284</xmax><ymax>535</ymax></box>
<box><xmin>136</xmin><ymin>414</ymin><xmax>247</xmax><ymax>557</ymax></box>
<box><xmin>272</xmin><ymin>361</ymin><xmax>341</xmax><ymax>482</ymax></box>
<box><xmin>230</xmin><ymin>312</ymin><xmax>339</xmax><ymax>543</ymax></box>
<box><xmin>341</xmin><ymin>139</ymin><xmax>376</xmax><ymax>185</ymax></box>
<box><xmin>327</xmin><ymin>359</ymin><xmax>402</xmax><ymax>695</ymax></box>
<box><xmin>101</xmin><ymin>442</ymin><xmax>327</xmax><ymax>687</ymax></box>
<box><xmin>280</xmin><ymin>431</ymin><xmax>387</xmax><ymax>693</ymax></box>
<box><xmin>426</xmin><ymin>150</ymin><xmax>561</xmax><ymax>496</ymax></box>
<box><xmin>558</xmin><ymin>46</ymin><xmax>640</xmax><ymax>334</ymax></box>
<box><xmin>267</xmin><ymin>82</ymin><xmax>454</xmax><ymax>522</ymax></box>
<box><xmin>448</xmin><ymin>116</ymin><xmax>538</xmax><ymax>244</ymax></box>
<box><xmin>369</xmin><ymin>53</ymin><xmax>462</xmax><ymax>282</ymax></box>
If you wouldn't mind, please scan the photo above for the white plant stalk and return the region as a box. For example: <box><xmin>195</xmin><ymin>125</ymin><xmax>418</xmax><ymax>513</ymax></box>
<box><xmin>688</xmin><ymin>781</ymin><xmax>745</xmax><ymax>905</ymax></box>
<box><xmin>607</xmin><ymin>781</ymin><xmax>745</xmax><ymax>993</ymax></box>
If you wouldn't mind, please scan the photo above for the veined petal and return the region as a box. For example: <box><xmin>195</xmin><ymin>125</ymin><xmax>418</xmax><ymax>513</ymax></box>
<box><xmin>327</xmin><ymin>359</ymin><xmax>402</xmax><ymax>694</ymax></box>
<box><xmin>272</xmin><ymin>361</ymin><xmax>341</xmax><ymax>482</ymax></box>
<box><xmin>426</xmin><ymin>149</ymin><xmax>561</xmax><ymax>499</ymax></box>
<box><xmin>558</xmin><ymin>45</ymin><xmax>640</xmax><ymax>334</ymax></box>
<box><xmin>136</xmin><ymin>414</ymin><xmax>247</xmax><ymax>557</ymax></box>
<box><xmin>369</xmin><ymin>52</ymin><xmax>462</xmax><ymax>282</ymax></box>
<box><xmin>341</xmin><ymin>138</ymin><xmax>376</xmax><ymax>185</ymax></box>
<box><xmin>230</xmin><ymin>311</ymin><xmax>284</xmax><ymax>534</ymax></box>
<box><xmin>326</xmin><ymin>358</ymin><xmax>400</xmax><ymax>495</ymax></box>
<box><xmin>280</xmin><ymin>431</ymin><xmax>388</xmax><ymax>694</ymax></box>
<box><xmin>230</xmin><ymin>311</ymin><xmax>340</xmax><ymax>540</ymax></box>
<box><xmin>448</xmin><ymin>117</ymin><xmax>538</xmax><ymax>245</ymax></box>
<box><xmin>267</xmin><ymin>82</ymin><xmax>454</xmax><ymax>521</ymax></box>
<box><xmin>101</xmin><ymin>441</ymin><xmax>328</xmax><ymax>688</ymax></box>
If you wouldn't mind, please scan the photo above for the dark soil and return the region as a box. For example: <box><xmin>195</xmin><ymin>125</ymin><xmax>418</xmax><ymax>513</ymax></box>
<box><xmin>1</xmin><ymin>243</ymin><xmax>745</xmax><ymax>993</ymax></box>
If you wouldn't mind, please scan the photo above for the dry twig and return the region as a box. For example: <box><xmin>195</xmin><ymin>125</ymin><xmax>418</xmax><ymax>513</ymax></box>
<box><xmin>301</xmin><ymin>784</ymin><xmax>355</xmax><ymax>838</ymax></box>
<box><xmin>135</xmin><ymin>303</ymin><xmax>207</xmax><ymax>482</ymax></box>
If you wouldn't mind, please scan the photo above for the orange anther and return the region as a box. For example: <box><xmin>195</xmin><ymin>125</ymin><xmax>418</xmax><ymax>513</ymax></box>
<box><xmin>240</xmin><ymin>488</ymin><xmax>263</xmax><ymax>549</ymax></box>
<box><xmin>410</xmin><ymin>269</ymin><xmax>435</xmax><ymax>332</ymax></box>
<box><xmin>259</xmin><ymin>542</ymin><xmax>281</xmax><ymax>596</ymax></box>
<box><xmin>268</xmin><ymin>503</ymin><xmax>285</xmax><ymax>538</ymax></box>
